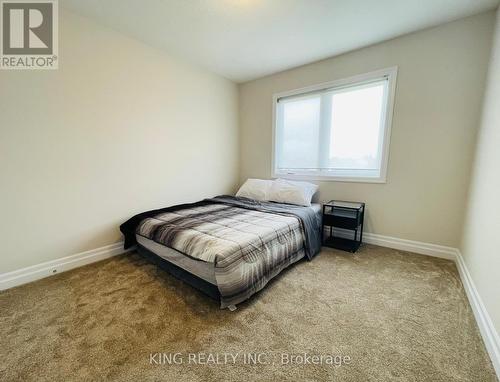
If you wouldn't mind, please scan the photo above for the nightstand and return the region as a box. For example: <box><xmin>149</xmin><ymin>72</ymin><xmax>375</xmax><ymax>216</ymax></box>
<box><xmin>322</xmin><ymin>200</ymin><xmax>365</xmax><ymax>253</ymax></box>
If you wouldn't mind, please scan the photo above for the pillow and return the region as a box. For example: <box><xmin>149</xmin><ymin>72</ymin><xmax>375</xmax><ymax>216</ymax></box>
<box><xmin>235</xmin><ymin>179</ymin><xmax>273</xmax><ymax>201</ymax></box>
<box><xmin>268</xmin><ymin>179</ymin><xmax>318</xmax><ymax>206</ymax></box>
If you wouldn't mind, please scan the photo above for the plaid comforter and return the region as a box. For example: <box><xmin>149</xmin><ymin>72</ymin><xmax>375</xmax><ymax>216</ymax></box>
<box><xmin>121</xmin><ymin>196</ymin><xmax>321</xmax><ymax>308</ymax></box>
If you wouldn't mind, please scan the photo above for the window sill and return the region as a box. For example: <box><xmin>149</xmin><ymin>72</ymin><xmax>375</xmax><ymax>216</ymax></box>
<box><xmin>272</xmin><ymin>172</ymin><xmax>387</xmax><ymax>184</ymax></box>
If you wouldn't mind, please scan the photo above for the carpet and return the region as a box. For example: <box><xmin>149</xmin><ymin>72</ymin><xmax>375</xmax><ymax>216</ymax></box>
<box><xmin>0</xmin><ymin>245</ymin><xmax>497</xmax><ymax>381</ymax></box>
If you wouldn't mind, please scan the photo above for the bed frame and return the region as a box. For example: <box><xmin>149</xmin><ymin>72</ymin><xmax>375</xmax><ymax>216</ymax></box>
<box><xmin>137</xmin><ymin>244</ymin><xmax>221</xmax><ymax>301</ymax></box>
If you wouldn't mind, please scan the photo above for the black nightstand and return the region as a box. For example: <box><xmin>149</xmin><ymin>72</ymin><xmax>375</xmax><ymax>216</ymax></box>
<box><xmin>322</xmin><ymin>200</ymin><xmax>365</xmax><ymax>253</ymax></box>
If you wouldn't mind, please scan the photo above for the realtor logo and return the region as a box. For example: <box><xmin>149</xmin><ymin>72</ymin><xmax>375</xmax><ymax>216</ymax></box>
<box><xmin>1</xmin><ymin>0</ymin><xmax>58</xmax><ymax>69</ymax></box>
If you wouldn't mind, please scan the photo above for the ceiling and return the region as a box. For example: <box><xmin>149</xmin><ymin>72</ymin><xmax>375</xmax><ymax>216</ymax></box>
<box><xmin>62</xmin><ymin>0</ymin><xmax>499</xmax><ymax>82</ymax></box>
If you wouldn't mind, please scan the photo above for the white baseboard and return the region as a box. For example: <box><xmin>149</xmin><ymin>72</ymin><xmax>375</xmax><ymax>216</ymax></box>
<box><xmin>363</xmin><ymin>232</ymin><xmax>457</xmax><ymax>260</ymax></box>
<box><xmin>454</xmin><ymin>249</ymin><xmax>500</xmax><ymax>376</ymax></box>
<box><xmin>328</xmin><ymin>228</ymin><xmax>457</xmax><ymax>260</ymax></box>
<box><xmin>366</xmin><ymin>235</ymin><xmax>500</xmax><ymax>377</ymax></box>
<box><xmin>1</xmin><ymin>232</ymin><xmax>498</xmax><ymax>378</ymax></box>
<box><xmin>0</xmin><ymin>242</ymin><xmax>133</xmax><ymax>291</ymax></box>
<box><xmin>327</xmin><ymin>229</ymin><xmax>499</xmax><ymax>377</ymax></box>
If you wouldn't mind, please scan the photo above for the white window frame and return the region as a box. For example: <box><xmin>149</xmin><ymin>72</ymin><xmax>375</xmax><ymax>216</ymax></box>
<box><xmin>271</xmin><ymin>66</ymin><xmax>398</xmax><ymax>183</ymax></box>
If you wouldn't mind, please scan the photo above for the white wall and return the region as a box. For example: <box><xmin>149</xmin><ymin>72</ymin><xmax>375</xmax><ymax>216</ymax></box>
<box><xmin>461</xmin><ymin>8</ymin><xmax>500</xmax><ymax>336</ymax></box>
<box><xmin>0</xmin><ymin>9</ymin><xmax>239</xmax><ymax>273</ymax></box>
<box><xmin>239</xmin><ymin>12</ymin><xmax>495</xmax><ymax>247</ymax></box>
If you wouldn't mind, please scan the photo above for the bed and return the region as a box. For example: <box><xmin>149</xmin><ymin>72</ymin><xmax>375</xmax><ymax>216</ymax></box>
<box><xmin>120</xmin><ymin>195</ymin><xmax>322</xmax><ymax>309</ymax></box>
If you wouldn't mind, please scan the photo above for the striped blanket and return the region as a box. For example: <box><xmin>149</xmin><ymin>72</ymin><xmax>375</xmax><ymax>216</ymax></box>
<box><xmin>121</xmin><ymin>196</ymin><xmax>321</xmax><ymax>308</ymax></box>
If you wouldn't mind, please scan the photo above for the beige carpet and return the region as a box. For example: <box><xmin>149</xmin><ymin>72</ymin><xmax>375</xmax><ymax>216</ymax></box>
<box><xmin>0</xmin><ymin>245</ymin><xmax>497</xmax><ymax>382</ymax></box>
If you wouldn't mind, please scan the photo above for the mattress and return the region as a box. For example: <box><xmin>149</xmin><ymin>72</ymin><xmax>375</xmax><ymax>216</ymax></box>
<box><xmin>135</xmin><ymin>203</ymin><xmax>321</xmax><ymax>287</ymax></box>
<box><xmin>136</xmin><ymin>234</ymin><xmax>218</xmax><ymax>284</ymax></box>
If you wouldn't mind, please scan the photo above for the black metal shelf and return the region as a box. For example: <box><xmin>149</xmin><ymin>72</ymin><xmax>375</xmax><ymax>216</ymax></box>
<box><xmin>322</xmin><ymin>200</ymin><xmax>365</xmax><ymax>253</ymax></box>
<box><xmin>324</xmin><ymin>236</ymin><xmax>361</xmax><ymax>253</ymax></box>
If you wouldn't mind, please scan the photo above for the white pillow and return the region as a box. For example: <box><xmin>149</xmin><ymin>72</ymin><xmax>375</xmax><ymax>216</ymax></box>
<box><xmin>268</xmin><ymin>179</ymin><xmax>318</xmax><ymax>206</ymax></box>
<box><xmin>235</xmin><ymin>179</ymin><xmax>273</xmax><ymax>201</ymax></box>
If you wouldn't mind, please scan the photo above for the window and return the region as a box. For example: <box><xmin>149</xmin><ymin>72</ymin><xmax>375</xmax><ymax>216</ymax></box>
<box><xmin>273</xmin><ymin>67</ymin><xmax>397</xmax><ymax>182</ymax></box>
